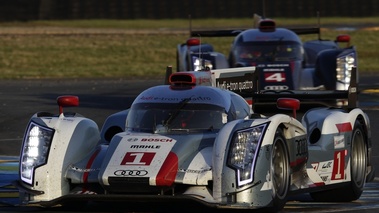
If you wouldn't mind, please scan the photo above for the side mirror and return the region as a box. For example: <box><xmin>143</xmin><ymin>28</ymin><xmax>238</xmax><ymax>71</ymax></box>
<box><xmin>277</xmin><ymin>98</ymin><xmax>300</xmax><ymax>118</ymax></box>
<box><xmin>336</xmin><ymin>34</ymin><xmax>351</xmax><ymax>47</ymax></box>
<box><xmin>57</xmin><ymin>95</ymin><xmax>79</xmax><ymax>114</ymax></box>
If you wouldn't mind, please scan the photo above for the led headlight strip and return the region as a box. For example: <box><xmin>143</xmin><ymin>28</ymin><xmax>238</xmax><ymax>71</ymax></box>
<box><xmin>20</xmin><ymin>122</ymin><xmax>54</xmax><ymax>185</ymax></box>
<box><xmin>192</xmin><ymin>56</ymin><xmax>213</xmax><ymax>71</ymax></box>
<box><xmin>336</xmin><ymin>52</ymin><xmax>355</xmax><ymax>90</ymax></box>
<box><xmin>228</xmin><ymin>123</ymin><xmax>267</xmax><ymax>187</ymax></box>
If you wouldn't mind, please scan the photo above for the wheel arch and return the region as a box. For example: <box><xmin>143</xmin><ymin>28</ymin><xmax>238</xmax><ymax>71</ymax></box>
<box><xmin>354</xmin><ymin>113</ymin><xmax>374</xmax><ymax>182</ymax></box>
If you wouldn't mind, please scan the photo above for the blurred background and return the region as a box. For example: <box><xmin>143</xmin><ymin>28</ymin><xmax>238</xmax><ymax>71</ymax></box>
<box><xmin>0</xmin><ymin>0</ymin><xmax>378</xmax><ymax>21</ymax></box>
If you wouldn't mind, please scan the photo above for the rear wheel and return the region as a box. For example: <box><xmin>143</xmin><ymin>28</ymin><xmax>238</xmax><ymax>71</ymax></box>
<box><xmin>268</xmin><ymin>128</ymin><xmax>290</xmax><ymax>212</ymax></box>
<box><xmin>310</xmin><ymin>121</ymin><xmax>367</xmax><ymax>201</ymax></box>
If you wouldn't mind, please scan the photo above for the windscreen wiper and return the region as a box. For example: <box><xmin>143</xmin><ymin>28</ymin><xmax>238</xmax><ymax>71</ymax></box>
<box><xmin>164</xmin><ymin>96</ymin><xmax>193</xmax><ymax>127</ymax></box>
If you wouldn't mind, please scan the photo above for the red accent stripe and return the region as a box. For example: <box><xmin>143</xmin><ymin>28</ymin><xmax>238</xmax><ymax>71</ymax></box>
<box><xmin>155</xmin><ymin>152</ymin><xmax>178</xmax><ymax>186</ymax></box>
<box><xmin>309</xmin><ymin>182</ymin><xmax>325</xmax><ymax>187</ymax></box>
<box><xmin>290</xmin><ymin>157</ymin><xmax>307</xmax><ymax>167</ymax></box>
<box><xmin>83</xmin><ymin>148</ymin><xmax>101</xmax><ymax>184</ymax></box>
<box><xmin>335</xmin><ymin>122</ymin><xmax>352</xmax><ymax>133</ymax></box>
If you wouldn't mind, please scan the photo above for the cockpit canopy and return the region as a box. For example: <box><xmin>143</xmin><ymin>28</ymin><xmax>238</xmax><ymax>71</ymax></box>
<box><xmin>125</xmin><ymin>85</ymin><xmax>251</xmax><ymax>134</ymax></box>
<box><xmin>231</xmin><ymin>28</ymin><xmax>304</xmax><ymax>64</ymax></box>
<box><xmin>126</xmin><ymin>102</ymin><xmax>227</xmax><ymax>133</ymax></box>
<box><xmin>235</xmin><ymin>41</ymin><xmax>303</xmax><ymax>62</ymax></box>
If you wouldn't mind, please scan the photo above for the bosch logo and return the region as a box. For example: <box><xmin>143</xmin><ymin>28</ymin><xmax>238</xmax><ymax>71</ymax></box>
<box><xmin>114</xmin><ymin>170</ymin><xmax>148</xmax><ymax>176</ymax></box>
<box><xmin>141</xmin><ymin>138</ymin><xmax>173</xmax><ymax>142</ymax></box>
<box><xmin>127</xmin><ymin>138</ymin><xmax>139</xmax><ymax>142</ymax></box>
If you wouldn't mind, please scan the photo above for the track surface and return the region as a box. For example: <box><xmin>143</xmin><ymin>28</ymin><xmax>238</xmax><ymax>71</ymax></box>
<box><xmin>1</xmin><ymin>75</ymin><xmax>379</xmax><ymax>212</ymax></box>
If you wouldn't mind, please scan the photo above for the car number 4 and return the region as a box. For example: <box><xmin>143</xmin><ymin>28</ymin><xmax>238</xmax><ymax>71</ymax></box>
<box><xmin>264</xmin><ymin>73</ymin><xmax>286</xmax><ymax>82</ymax></box>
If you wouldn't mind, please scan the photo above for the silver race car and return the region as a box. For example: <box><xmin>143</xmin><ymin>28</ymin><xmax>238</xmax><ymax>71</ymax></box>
<box><xmin>14</xmin><ymin>67</ymin><xmax>374</xmax><ymax>212</ymax></box>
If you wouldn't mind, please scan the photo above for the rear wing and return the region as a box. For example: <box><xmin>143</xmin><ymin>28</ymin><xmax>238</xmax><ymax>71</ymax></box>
<box><xmin>190</xmin><ymin>27</ymin><xmax>320</xmax><ymax>38</ymax></box>
<box><xmin>210</xmin><ymin>66</ymin><xmax>358</xmax><ymax>109</ymax></box>
<box><xmin>165</xmin><ymin>66</ymin><xmax>358</xmax><ymax>109</ymax></box>
<box><xmin>189</xmin><ymin>13</ymin><xmax>320</xmax><ymax>38</ymax></box>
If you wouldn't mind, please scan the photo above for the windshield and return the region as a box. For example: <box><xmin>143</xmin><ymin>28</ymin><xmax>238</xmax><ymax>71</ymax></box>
<box><xmin>235</xmin><ymin>41</ymin><xmax>302</xmax><ymax>62</ymax></box>
<box><xmin>125</xmin><ymin>103</ymin><xmax>227</xmax><ymax>133</ymax></box>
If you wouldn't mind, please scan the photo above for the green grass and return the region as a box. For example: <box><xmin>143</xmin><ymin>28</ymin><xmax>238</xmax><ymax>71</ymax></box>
<box><xmin>0</xmin><ymin>18</ymin><xmax>378</xmax><ymax>79</ymax></box>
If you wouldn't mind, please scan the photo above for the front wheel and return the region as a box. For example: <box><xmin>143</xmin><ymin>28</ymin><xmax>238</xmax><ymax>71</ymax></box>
<box><xmin>268</xmin><ymin>128</ymin><xmax>290</xmax><ymax>212</ymax></box>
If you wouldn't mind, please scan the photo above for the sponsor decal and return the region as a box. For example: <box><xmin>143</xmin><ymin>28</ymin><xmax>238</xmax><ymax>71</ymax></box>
<box><xmin>216</xmin><ymin>80</ymin><xmax>254</xmax><ymax>92</ymax></box>
<box><xmin>130</xmin><ymin>145</ymin><xmax>161</xmax><ymax>149</ymax></box>
<box><xmin>257</xmin><ymin>63</ymin><xmax>290</xmax><ymax>69</ymax></box>
<box><xmin>312</xmin><ymin>161</ymin><xmax>334</xmax><ymax>183</ymax></box>
<box><xmin>141</xmin><ymin>138</ymin><xmax>173</xmax><ymax>142</ymax></box>
<box><xmin>120</xmin><ymin>152</ymin><xmax>155</xmax><ymax>166</ymax></box>
<box><xmin>126</xmin><ymin>137</ymin><xmax>174</xmax><ymax>143</ymax></box>
<box><xmin>215</xmin><ymin>72</ymin><xmax>255</xmax><ymax>93</ymax></box>
<box><xmin>264</xmin><ymin>85</ymin><xmax>289</xmax><ymax>90</ymax></box>
<box><xmin>179</xmin><ymin>168</ymin><xmax>212</xmax><ymax>174</ymax></box>
<box><xmin>70</xmin><ymin>165</ymin><xmax>99</xmax><ymax>173</ymax></box>
<box><xmin>317</xmin><ymin>160</ymin><xmax>334</xmax><ymax>174</ymax></box>
<box><xmin>266</xmin><ymin>64</ymin><xmax>290</xmax><ymax>67</ymax></box>
<box><xmin>311</xmin><ymin>162</ymin><xmax>319</xmax><ymax>171</ymax></box>
<box><xmin>322</xmin><ymin>161</ymin><xmax>333</xmax><ymax>169</ymax></box>
<box><xmin>114</xmin><ymin>169</ymin><xmax>148</xmax><ymax>176</ymax></box>
<box><xmin>198</xmin><ymin>76</ymin><xmax>211</xmax><ymax>84</ymax></box>
<box><xmin>320</xmin><ymin>176</ymin><xmax>329</xmax><ymax>182</ymax></box>
<box><xmin>295</xmin><ymin>137</ymin><xmax>307</xmax><ymax>157</ymax></box>
<box><xmin>263</xmin><ymin>68</ymin><xmax>285</xmax><ymax>72</ymax></box>
<box><xmin>334</xmin><ymin>135</ymin><xmax>345</xmax><ymax>149</ymax></box>
<box><xmin>139</xmin><ymin>96</ymin><xmax>211</xmax><ymax>102</ymax></box>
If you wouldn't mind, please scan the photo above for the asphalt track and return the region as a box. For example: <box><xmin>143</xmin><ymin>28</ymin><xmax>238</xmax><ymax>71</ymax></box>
<box><xmin>1</xmin><ymin>75</ymin><xmax>379</xmax><ymax>212</ymax></box>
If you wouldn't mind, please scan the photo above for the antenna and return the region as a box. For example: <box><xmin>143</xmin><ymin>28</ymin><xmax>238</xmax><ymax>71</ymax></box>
<box><xmin>196</xmin><ymin>33</ymin><xmax>203</xmax><ymax>71</ymax></box>
<box><xmin>317</xmin><ymin>11</ymin><xmax>321</xmax><ymax>40</ymax></box>
<box><xmin>198</xmin><ymin>34</ymin><xmax>201</xmax><ymax>59</ymax></box>
<box><xmin>189</xmin><ymin>14</ymin><xmax>192</xmax><ymax>38</ymax></box>
<box><xmin>262</xmin><ymin>0</ymin><xmax>266</xmax><ymax>18</ymax></box>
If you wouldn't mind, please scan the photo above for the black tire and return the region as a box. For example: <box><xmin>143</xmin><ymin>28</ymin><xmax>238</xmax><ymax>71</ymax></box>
<box><xmin>310</xmin><ymin>121</ymin><xmax>367</xmax><ymax>202</ymax></box>
<box><xmin>268</xmin><ymin>128</ymin><xmax>290</xmax><ymax>212</ymax></box>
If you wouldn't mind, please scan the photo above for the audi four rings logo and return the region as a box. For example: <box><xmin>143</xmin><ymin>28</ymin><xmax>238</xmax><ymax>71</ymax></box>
<box><xmin>114</xmin><ymin>170</ymin><xmax>148</xmax><ymax>176</ymax></box>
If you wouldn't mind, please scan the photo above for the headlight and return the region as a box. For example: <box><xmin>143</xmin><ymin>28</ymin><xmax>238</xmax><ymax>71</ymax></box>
<box><xmin>336</xmin><ymin>52</ymin><xmax>355</xmax><ymax>90</ymax></box>
<box><xmin>192</xmin><ymin>56</ymin><xmax>213</xmax><ymax>71</ymax></box>
<box><xmin>20</xmin><ymin>122</ymin><xmax>54</xmax><ymax>185</ymax></box>
<box><xmin>228</xmin><ymin>123</ymin><xmax>267</xmax><ymax>187</ymax></box>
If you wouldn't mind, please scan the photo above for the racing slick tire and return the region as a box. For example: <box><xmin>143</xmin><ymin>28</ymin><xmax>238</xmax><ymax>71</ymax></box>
<box><xmin>310</xmin><ymin>121</ymin><xmax>367</xmax><ymax>202</ymax></box>
<box><xmin>268</xmin><ymin>128</ymin><xmax>291</xmax><ymax>212</ymax></box>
